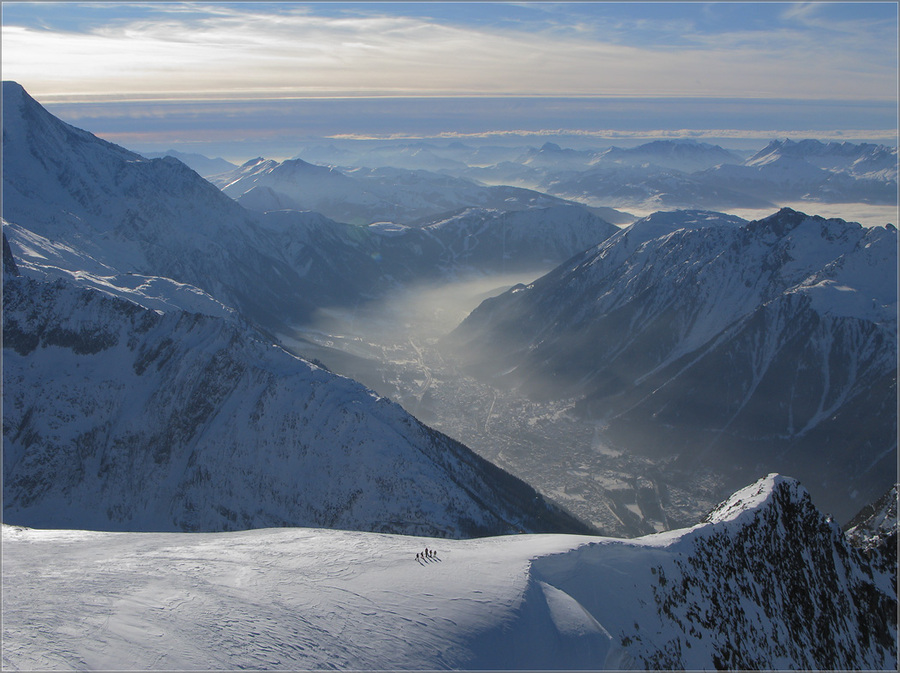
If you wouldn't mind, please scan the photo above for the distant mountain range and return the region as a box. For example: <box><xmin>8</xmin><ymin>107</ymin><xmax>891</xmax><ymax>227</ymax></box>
<box><xmin>448</xmin><ymin>208</ymin><xmax>897</xmax><ymax>522</ymax></box>
<box><xmin>211</xmin><ymin>155</ymin><xmax>628</xmax><ymax>225</ymax></box>
<box><xmin>287</xmin><ymin>136</ymin><xmax>898</xmax><ymax>212</ymax></box>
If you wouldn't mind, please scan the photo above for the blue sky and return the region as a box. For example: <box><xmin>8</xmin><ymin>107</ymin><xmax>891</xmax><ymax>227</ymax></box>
<box><xmin>2</xmin><ymin>2</ymin><xmax>897</xmax><ymax>157</ymax></box>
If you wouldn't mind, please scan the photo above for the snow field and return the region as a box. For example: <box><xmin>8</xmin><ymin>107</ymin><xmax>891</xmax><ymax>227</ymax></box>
<box><xmin>2</xmin><ymin>525</ymin><xmax>606</xmax><ymax>670</ymax></box>
<box><xmin>3</xmin><ymin>475</ymin><xmax>895</xmax><ymax>671</ymax></box>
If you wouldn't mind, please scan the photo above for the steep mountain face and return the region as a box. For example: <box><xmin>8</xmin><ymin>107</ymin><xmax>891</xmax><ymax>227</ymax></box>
<box><xmin>213</xmin><ymin>155</ymin><xmax>580</xmax><ymax>225</ymax></box>
<box><xmin>540</xmin><ymin>473</ymin><xmax>896</xmax><ymax>670</ymax></box>
<box><xmin>1</xmin><ymin>81</ymin><xmax>381</xmax><ymax>329</ymax></box>
<box><xmin>448</xmin><ymin>209</ymin><xmax>898</xmax><ymax>522</ymax></box>
<box><xmin>844</xmin><ymin>485</ymin><xmax>898</xmax><ymax>583</ymax></box>
<box><xmin>2</xmin><ymin>270</ymin><xmax>591</xmax><ymax>537</ymax></box>
<box><xmin>3</xmin><ymin>474</ymin><xmax>896</xmax><ymax>670</ymax></box>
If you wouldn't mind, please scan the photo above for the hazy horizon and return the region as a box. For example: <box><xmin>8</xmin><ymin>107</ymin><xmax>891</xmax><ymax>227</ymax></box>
<box><xmin>2</xmin><ymin>2</ymin><xmax>896</xmax><ymax>161</ymax></box>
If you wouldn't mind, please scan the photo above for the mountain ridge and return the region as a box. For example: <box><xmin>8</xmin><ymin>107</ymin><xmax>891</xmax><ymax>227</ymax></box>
<box><xmin>448</xmin><ymin>208</ymin><xmax>897</xmax><ymax>522</ymax></box>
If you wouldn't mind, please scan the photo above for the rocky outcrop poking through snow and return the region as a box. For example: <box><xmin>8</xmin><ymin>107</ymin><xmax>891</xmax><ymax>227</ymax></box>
<box><xmin>845</xmin><ymin>485</ymin><xmax>898</xmax><ymax>586</ymax></box>
<box><xmin>531</xmin><ymin>474</ymin><xmax>897</xmax><ymax>670</ymax></box>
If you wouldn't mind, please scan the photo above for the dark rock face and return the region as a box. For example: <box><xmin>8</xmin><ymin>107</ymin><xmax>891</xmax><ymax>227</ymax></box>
<box><xmin>3</xmin><ymin>232</ymin><xmax>20</xmax><ymax>276</ymax></box>
<box><xmin>532</xmin><ymin>475</ymin><xmax>898</xmax><ymax>670</ymax></box>
<box><xmin>845</xmin><ymin>485</ymin><xmax>899</xmax><ymax>589</ymax></box>
<box><xmin>651</xmin><ymin>481</ymin><xmax>897</xmax><ymax>670</ymax></box>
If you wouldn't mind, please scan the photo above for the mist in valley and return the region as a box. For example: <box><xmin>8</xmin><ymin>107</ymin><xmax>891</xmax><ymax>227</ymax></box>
<box><xmin>282</xmin><ymin>271</ymin><xmax>728</xmax><ymax>538</ymax></box>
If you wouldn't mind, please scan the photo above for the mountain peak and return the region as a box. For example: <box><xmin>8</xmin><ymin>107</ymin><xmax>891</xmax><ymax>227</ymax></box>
<box><xmin>703</xmin><ymin>473</ymin><xmax>810</xmax><ymax>525</ymax></box>
<box><xmin>748</xmin><ymin>206</ymin><xmax>812</xmax><ymax>236</ymax></box>
<box><xmin>239</xmin><ymin>157</ymin><xmax>267</xmax><ymax>169</ymax></box>
<box><xmin>2</xmin><ymin>80</ymin><xmax>27</xmax><ymax>105</ymax></box>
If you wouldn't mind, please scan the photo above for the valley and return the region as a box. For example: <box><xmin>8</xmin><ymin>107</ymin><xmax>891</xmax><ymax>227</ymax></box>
<box><xmin>286</xmin><ymin>273</ymin><xmax>728</xmax><ymax>538</ymax></box>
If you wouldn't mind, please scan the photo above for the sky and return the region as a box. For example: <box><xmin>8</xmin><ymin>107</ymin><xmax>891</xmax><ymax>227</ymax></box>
<box><xmin>2</xmin><ymin>1</ymin><xmax>898</xmax><ymax>158</ymax></box>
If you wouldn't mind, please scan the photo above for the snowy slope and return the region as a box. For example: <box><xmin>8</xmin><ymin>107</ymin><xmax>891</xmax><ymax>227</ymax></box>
<box><xmin>2</xmin><ymin>269</ymin><xmax>589</xmax><ymax>537</ymax></box>
<box><xmin>449</xmin><ymin>208</ymin><xmax>897</xmax><ymax>522</ymax></box>
<box><xmin>2</xmin><ymin>220</ymin><xmax>237</xmax><ymax>319</ymax></box>
<box><xmin>2</xmin><ymin>474</ymin><xmax>895</xmax><ymax>670</ymax></box>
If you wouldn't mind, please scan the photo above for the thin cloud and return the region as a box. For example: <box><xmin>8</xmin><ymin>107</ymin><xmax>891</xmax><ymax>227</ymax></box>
<box><xmin>327</xmin><ymin>128</ymin><xmax>900</xmax><ymax>142</ymax></box>
<box><xmin>2</xmin><ymin>3</ymin><xmax>896</xmax><ymax>102</ymax></box>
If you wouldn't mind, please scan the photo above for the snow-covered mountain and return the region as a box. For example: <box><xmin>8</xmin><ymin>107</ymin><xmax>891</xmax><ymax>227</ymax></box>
<box><xmin>3</xmin><ymin>474</ymin><xmax>895</xmax><ymax>670</ymax></box>
<box><xmin>748</xmin><ymin>138</ymin><xmax>899</xmax><ymax>180</ymax></box>
<box><xmin>699</xmin><ymin>152</ymin><xmax>898</xmax><ymax>205</ymax></box>
<box><xmin>1</xmin><ymin>81</ymin><xmax>385</xmax><ymax>329</ymax></box>
<box><xmin>537</xmin><ymin>162</ymin><xmax>777</xmax><ymax>210</ymax></box>
<box><xmin>212</xmin><ymin>155</ymin><xmax>584</xmax><ymax>225</ymax></box>
<box><xmin>3</xmin><ymin>80</ymin><xmax>603</xmax><ymax>537</ymax></box>
<box><xmin>448</xmin><ymin>208</ymin><xmax>898</xmax><ymax>522</ymax></box>
<box><xmin>2</xmin><ymin>261</ymin><xmax>590</xmax><ymax>537</ymax></box>
<box><xmin>593</xmin><ymin>139</ymin><xmax>743</xmax><ymax>172</ymax></box>
<box><xmin>141</xmin><ymin>149</ymin><xmax>237</xmax><ymax>178</ymax></box>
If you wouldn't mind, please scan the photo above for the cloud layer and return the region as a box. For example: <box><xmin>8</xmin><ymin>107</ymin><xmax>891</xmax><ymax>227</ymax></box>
<box><xmin>3</xmin><ymin>2</ymin><xmax>897</xmax><ymax>102</ymax></box>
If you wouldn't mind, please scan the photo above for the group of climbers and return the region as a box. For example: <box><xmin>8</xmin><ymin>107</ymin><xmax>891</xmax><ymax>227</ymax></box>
<box><xmin>415</xmin><ymin>547</ymin><xmax>439</xmax><ymax>563</ymax></box>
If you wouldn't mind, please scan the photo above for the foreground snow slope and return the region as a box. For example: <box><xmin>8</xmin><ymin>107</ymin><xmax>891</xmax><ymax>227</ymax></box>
<box><xmin>2</xmin><ymin>475</ymin><xmax>895</xmax><ymax>671</ymax></box>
